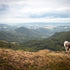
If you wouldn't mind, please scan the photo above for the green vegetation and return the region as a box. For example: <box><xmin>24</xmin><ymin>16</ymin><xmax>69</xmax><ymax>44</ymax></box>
<box><xmin>0</xmin><ymin>27</ymin><xmax>42</xmax><ymax>42</ymax></box>
<box><xmin>0</xmin><ymin>25</ymin><xmax>70</xmax><ymax>42</ymax></box>
<box><xmin>21</xmin><ymin>31</ymin><xmax>70</xmax><ymax>51</ymax></box>
<box><xmin>0</xmin><ymin>31</ymin><xmax>22</xmax><ymax>42</ymax></box>
<box><xmin>0</xmin><ymin>28</ymin><xmax>70</xmax><ymax>70</ymax></box>
<box><xmin>0</xmin><ymin>40</ymin><xmax>23</xmax><ymax>50</ymax></box>
<box><xmin>0</xmin><ymin>31</ymin><xmax>70</xmax><ymax>52</ymax></box>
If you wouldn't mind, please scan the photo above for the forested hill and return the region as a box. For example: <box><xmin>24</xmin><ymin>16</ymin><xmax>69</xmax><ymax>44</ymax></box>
<box><xmin>0</xmin><ymin>24</ymin><xmax>70</xmax><ymax>42</ymax></box>
<box><xmin>0</xmin><ymin>27</ymin><xmax>42</xmax><ymax>42</ymax></box>
<box><xmin>21</xmin><ymin>31</ymin><xmax>70</xmax><ymax>51</ymax></box>
<box><xmin>15</xmin><ymin>27</ymin><xmax>42</xmax><ymax>37</ymax></box>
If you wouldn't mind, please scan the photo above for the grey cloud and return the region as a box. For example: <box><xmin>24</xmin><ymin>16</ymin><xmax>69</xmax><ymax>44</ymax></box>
<box><xmin>0</xmin><ymin>0</ymin><xmax>70</xmax><ymax>23</ymax></box>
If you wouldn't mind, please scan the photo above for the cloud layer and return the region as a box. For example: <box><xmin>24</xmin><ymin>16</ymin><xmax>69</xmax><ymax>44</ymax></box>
<box><xmin>0</xmin><ymin>0</ymin><xmax>70</xmax><ymax>24</ymax></box>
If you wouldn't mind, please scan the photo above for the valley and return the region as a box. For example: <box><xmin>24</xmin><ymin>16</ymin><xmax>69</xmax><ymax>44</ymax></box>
<box><xmin>0</xmin><ymin>23</ymin><xmax>70</xmax><ymax>70</ymax></box>
<box><xmin>0</xmin><ymin>0</ymin><xmax>70</xmax><ymax>70</ymax></box>
<box><xmin>0</xmin><ymin>24</ymin><xmax>70</xmax><ymax>42</ymax></box>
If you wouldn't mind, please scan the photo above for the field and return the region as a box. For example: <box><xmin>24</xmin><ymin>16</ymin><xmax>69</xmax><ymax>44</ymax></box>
<box><xmin>0</xmin><ymin>48</ymin><xmax>70</xmax><ymax>70</ymax></box>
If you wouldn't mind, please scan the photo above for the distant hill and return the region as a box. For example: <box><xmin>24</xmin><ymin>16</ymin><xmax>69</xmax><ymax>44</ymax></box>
<box><xmin>0</xmin><ymin>24</ymin><xmax>70</xmax><ymax>42</ymax></box>
<box><xmin>15</xmin><ymin>27</ymin><xmax>41</xmax><ymax>37</ymax></box>
<box><xmin>0</xmin><ymin>31</ymin><xmax>70</xmax><ymax>52</ymax></box>
<box><xmin>22</xmin><ymin>31</ymin><xmax>70</xmax><ymax>51</ymax></box>
<box><xmin>33</xmin><ymin>26</ymin><xmax>70</xmax><ymax>38</ymax></box>
<box><xmin>0</xmin><ymin>31</ymin><xmax>22</xmax><ymax>42</ymax></box>
<box><xmin>0</xmin><ymin>31</ymin><xmax>39</xmax><ymax>42</ymax></box>
<box><xmin>0</xmin><ymin>26</ymin><xmax>42</xmax><ymax>42</ymax></box>
<box><xmin>15</xmin><ymin>27</ymin><xmax>52</xmax><ymax>38</ymax></box>
<box><xmin>52</xmin><ymin>26</ymin><xmax>70</xmax><ymax>32</ymax></box>
<box><xmin>17</xmin><ymin>23</ymin><xmax>70</xmax><ymax>28</ymax></box>
<box><xmin>0</xmin><ymin>24</ymin><xmax>16</xmax><ymax>31</ymax></box>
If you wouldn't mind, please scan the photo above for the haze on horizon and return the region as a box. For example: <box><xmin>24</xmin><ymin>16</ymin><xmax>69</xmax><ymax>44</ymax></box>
<box><xmin>0</xmin><ymin>0</ymin><xmax>70</xmax><ymax>25</ymax></box>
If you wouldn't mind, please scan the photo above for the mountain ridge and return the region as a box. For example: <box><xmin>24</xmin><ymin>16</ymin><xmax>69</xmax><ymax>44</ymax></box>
<box><xmin>0</xmin><ymin>24</ymin><xmax>70</xmax><ymax>42</ymax></box>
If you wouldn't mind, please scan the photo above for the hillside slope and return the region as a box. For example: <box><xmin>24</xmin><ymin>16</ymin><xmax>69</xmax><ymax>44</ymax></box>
<box><xmin>0</xmin><ymin>31</ymin><xmax>21</xmax><ymax>42</ymax></box>
<box><xmin>0</xmin><ymin>24</ymin><xmax>16</xmax><ymax>31</ymax></box>
<box><xmin>0</xmin><ymin>27</ymin><xmax>42</xmax><ymax>42</ymax></box>
<box><xmin>0</xmin><ymin>23</ymin><xmax>70</xmax><ymax>42</ymax></box>
<box><xmin>0</xmin><ymin>48</ymin><xmax>70</xmax><ymax>70</ymax></box>
<box><xmin>22</xmin><ymin>31</ymin><xmax>70</xmax><ymax>51</ymax></box>
<box><xmin>0</xmin><ymin>31</ymin><xmax>70</xmax><ymax>52</ymax></box>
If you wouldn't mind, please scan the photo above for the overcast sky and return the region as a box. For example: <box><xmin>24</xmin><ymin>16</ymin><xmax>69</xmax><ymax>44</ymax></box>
<box><xmin>0</xmin><ymin>0</ymin><xmax>70</xmax><ymax>24</ymax></box>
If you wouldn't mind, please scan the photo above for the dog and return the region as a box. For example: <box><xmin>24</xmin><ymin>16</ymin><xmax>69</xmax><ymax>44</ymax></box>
<box><xmin>64</xmin><ymin>41</ymin><xmax>70</xmax><ymax>53</ymax></box>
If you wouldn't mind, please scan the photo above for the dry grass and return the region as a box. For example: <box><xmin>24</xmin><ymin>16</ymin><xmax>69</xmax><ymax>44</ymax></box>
<box><xmin>0</xmin><ymin>48</ymin><xmax>70</xmax><ymax>70</ymax></box>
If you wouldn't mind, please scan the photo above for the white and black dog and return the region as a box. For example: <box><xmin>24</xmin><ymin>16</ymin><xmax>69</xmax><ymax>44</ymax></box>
<box><xmin>64</xmin><ymin>41</ymin><xmax>70</xmax><ymax>53</ymax></box>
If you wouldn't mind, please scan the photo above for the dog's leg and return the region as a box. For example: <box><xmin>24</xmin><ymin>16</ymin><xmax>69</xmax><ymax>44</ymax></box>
<box><xmin>65</xmin><ymin>47</ymin><xmax>68</xmax><ymax>52</ymax></box>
